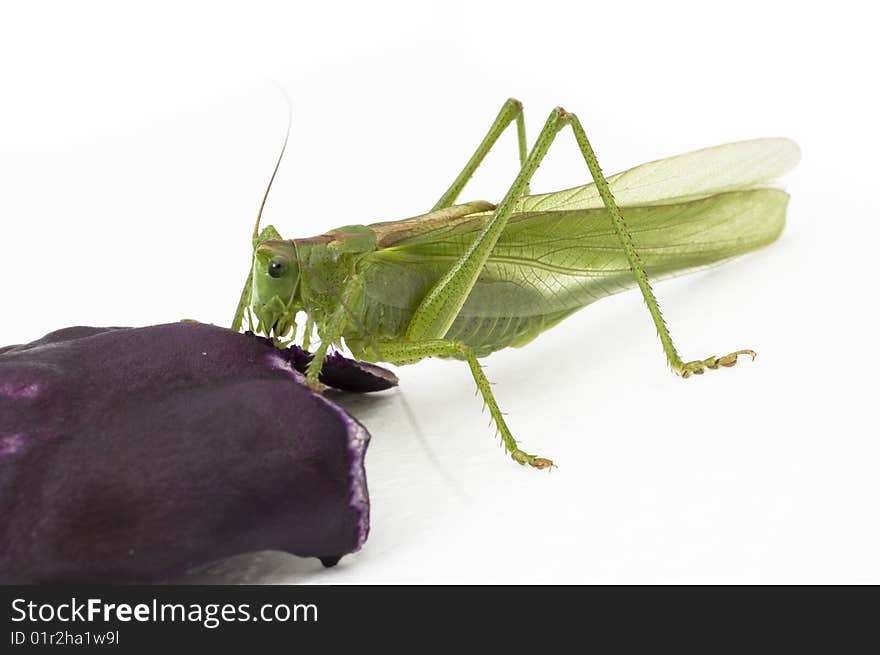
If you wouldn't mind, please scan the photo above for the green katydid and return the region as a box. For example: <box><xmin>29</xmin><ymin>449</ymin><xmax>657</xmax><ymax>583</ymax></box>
<box><xmin>231</xmin><ymin>98</ymin><xmax>799</xmax><ymax>470</ymax></box>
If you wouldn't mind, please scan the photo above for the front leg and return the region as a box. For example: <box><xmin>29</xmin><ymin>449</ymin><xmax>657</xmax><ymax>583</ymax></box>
<box><xmin>304</xmin><ymin>275</ymin><xmax>364</xmax><ymax>391</ymax></box>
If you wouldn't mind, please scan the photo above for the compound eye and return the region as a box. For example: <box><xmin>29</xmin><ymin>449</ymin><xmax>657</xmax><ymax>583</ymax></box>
<box><xmin>268</xmin><ymin>257</ymin><xmax>288</xmax><ymax>279</ymax></box>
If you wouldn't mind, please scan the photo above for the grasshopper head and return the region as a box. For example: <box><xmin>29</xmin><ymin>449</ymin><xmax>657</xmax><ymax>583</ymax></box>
<box><xmin>251</xmin><ymin>239</ymin><xmax>301</xmax><ymax>338</ymax></box>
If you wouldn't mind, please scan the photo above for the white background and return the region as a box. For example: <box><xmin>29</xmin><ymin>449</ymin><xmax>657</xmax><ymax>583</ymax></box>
<box><xmin>1</xmin><ymin>1</ymin><xmax>877</xmax><ymax>583</ymax></box>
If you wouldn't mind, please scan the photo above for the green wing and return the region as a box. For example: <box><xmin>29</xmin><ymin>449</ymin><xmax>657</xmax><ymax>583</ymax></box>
<box><xmin>356</xmin><ymin>139</ymin><xmax>796</xmax><ymax>356</ymax></box>
<box><xmin>513</xmin><ymin>137</ymin><xmax>799</xmax><ymax>211</ymax></box>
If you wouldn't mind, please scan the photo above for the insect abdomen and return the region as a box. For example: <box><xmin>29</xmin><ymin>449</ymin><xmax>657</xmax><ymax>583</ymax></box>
<box><xmin>354</xmin><ymin>268</ymin><xmax>575</xmax><ymax>358</ymax></box>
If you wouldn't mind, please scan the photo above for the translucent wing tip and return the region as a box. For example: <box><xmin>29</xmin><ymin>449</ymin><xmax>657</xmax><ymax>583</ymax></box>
<box><xmin>745</xmin><ymin>136</ymin><xmax>801</xmax><ymax>179</ymax></box>
<box><xmin>515</xmin><ymin>135</ymin><xmax>802</xmax><ymax>213</ymax></box>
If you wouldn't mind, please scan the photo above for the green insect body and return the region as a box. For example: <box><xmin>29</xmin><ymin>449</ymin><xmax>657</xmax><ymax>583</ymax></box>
<box><xmin>233</xmin><ymin>99</ymin><xmax>799</xmax><ymax>470</ymax></box>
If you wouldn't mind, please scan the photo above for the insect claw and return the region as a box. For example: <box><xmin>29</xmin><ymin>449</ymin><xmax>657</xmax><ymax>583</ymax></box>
<box><xmin>679</xmin><ymin>349</ymin><xmax>757</xmax><ymax>378</ymax></box>
<box><xmin>511</xmin><ymin>449</ymin><xmax>556</xmax><ymax>470</ymax></box>
<box><xmin>719</xmin><ymin>349</ymin><xmax>757</xmax><ymax>367</ymax></box>
<box><xmin>305</xmin><ymin>377</ymin><xmax>327</xmax><ymax>393</ymax></box>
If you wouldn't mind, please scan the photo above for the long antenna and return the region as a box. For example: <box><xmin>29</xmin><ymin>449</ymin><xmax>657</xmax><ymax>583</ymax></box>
<box><xmin>253</xmin><ymin>102</ymin><xmax>292</xmax><ymax>239</ymax></box>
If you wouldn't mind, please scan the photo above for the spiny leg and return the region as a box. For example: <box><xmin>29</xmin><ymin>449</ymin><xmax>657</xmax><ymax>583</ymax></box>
<box><xmin>398</xmin><ymin>109</ymin><xmax>588</xmax><ymax>471</ymax></box>
<box><xmin>563</xmin><ymin>112</ymin><xmax>756</xmax><ymax>376</ymax></box>
<box><xmin>405</xmin><ymin>107</ymin><xmax>575</xmax><ymax>341</ymax></box>
<box><xmin>432</xmin><ymin>97</ymin><xmax>530</xmax><ymax>211</ymax></box>
<box><xmin>394</xmin><ymin>108</ymin><xmax>584</xmax><ymax>468</ymax></box>
<box><xmin>374</xmin><ymin>339</ymin><xmax>554</xmax><ymax>470</ymax></box>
